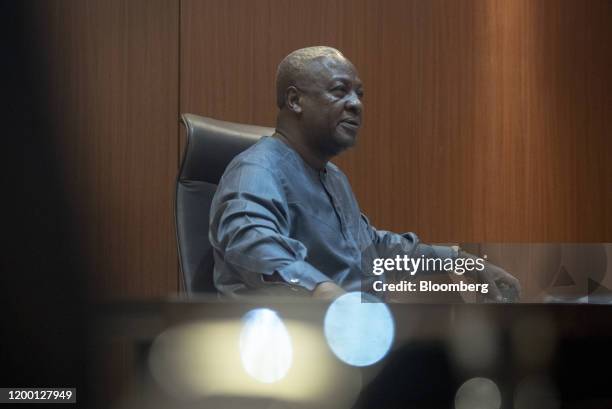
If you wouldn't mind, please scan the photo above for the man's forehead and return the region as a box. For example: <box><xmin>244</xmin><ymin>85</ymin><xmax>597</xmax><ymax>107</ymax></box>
<box><xmin>304</xmin><ymin>55</ymin><xmax>361</xmax><ymax>85</ymax></box>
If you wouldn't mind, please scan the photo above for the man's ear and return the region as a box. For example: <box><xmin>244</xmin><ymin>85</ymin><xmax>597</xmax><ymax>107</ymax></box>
<box><xmin>286</xmin><ymin>86</ymin><xmax>302</xmax><ymax>114</ymax></box>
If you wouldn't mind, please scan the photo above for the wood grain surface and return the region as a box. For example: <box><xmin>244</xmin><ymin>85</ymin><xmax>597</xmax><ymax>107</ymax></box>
<box><xmin>181</xmin><ymin>0</ymin><xmax>611</xmax><ymax>244</ymax></box>
<box><xmin>24</xmin><ymin>0</ymin><xmax>611</xmax><ymax>301</ymax></box>
<box><xmin>29</xmin><ymin>0</ymin><xmax>180</xmax><ymax>298</ymax></box>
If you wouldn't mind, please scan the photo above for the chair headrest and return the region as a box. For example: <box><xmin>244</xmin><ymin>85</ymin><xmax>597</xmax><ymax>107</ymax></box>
<box><xmin>179</xmin><ymin>114</ymin><xmax>275</xmax><ymax>184</ymax></box>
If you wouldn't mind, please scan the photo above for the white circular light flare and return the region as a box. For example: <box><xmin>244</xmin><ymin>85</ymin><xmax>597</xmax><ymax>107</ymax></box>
<box><xmin>324</xmin><ymin>292</ymin><xmax>394</xmax><ymax>367</ymax></box>
<box><xmin>239</xmin><ymin>308</ymin><xmax>293</xmax><ymax>383</ymax></box>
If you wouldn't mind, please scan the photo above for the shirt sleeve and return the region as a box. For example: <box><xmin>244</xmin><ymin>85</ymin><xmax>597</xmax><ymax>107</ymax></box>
<box><xmin>210</xmin><ymin>162</ymin><xmax>331</xmax><ymax>291</ymax></box>
<box><xmin>360</xmin><ymin>214</ymin><xmax>457</xmax><ymax>274</ymax></box>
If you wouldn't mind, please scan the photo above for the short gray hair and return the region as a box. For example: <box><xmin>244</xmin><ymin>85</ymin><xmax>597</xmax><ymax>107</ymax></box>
<box><xmin>275</xmin><ymin>46</ymin><xmax>344</xmax><ymax>108</ymax></box>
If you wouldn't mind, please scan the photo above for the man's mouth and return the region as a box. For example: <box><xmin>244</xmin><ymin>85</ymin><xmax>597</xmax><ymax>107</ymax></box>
<box><xmin>339</xmin><ymin>118</ymin><xmax>361</xmax><ymax>129</ymax></box>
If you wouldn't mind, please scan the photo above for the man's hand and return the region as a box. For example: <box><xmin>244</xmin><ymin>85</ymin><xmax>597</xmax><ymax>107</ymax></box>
<box><xmin>477</xmin><ymin>262</ymin><xmax>521</xmax><ymax>302</ymax></box>
<box><xmin>312</xmin><ymin>281</ymin><xmax>346</xmax><ymax>301</ymax></box>
<box><xmin>461</xmin><ymin>251</ymin><xmax>522</xmax><ymax>302</ymax></box>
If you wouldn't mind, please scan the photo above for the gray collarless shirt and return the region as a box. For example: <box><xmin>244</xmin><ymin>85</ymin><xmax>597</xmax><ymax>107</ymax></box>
<box><xmin>209</xmin><ymin>136</ymin><xmax>454</xmax><ymax>296</ymax></box>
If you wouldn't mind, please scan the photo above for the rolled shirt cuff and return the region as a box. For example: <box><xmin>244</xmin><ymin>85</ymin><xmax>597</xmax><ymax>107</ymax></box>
<box><xmin>275</xmin><ymin>260</ymin><xmax>332</xmax><ymax>291</ymax></box>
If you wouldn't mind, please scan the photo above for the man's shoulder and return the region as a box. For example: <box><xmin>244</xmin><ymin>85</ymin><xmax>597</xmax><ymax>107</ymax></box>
<box><xmin>226</xmin><ymin>137</ymin><xmax>290</xmax><ymax>173</ymax></box>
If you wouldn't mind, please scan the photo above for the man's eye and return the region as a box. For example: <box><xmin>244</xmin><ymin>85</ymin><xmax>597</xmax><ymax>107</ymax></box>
<box><xmin>356</xmin><ymin>90</ymin><xmax>364</xmax><ymax>99</ymax></box>
<box><xmin>332</xmin><ymin>86</ymin><xmax>347</xmax><ymax>95</ymax></box>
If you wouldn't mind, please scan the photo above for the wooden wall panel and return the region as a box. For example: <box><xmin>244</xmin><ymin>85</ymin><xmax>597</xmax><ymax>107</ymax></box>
<box><xmin>30</xmin><ymin>0</ymin><xmax>180</xmax><ymax>298</ymax></box>
<box><xmin>23</xmin><ymin>0</ymin><xmax>610</xmax><ymax>300</ymax></box>
<box><xmin>181</xmin><ymin>0</ymin><xmax>611</xmax><ymax>243</ymax></box>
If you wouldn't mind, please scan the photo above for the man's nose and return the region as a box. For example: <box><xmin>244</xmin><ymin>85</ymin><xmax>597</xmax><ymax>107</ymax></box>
<box><xmin>345</xmin><ymin>92</ymin><xmax>363</xmax><ymax>115</ymax></box>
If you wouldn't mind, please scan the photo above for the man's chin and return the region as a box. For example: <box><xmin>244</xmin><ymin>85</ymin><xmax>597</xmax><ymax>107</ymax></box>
<box><xmin>334</xmin><ymin>128</ymin><xmax>359</xmax><ymax>149</ymax></box>
<box><xmin>324</xmin><ymin>138</ymin><xmax>356</xmax><ymax>157</ymax></box>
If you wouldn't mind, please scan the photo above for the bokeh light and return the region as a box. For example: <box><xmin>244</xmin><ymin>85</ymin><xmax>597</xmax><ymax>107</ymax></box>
<box><xmin>239</xmin><ymin>308</ymin><xmax>292</xmax><ymax>383</ymax></box>
<box><xmin>455</xmin><ymin>377</ymin><xmax>501</xmax><ymax>409</ymax></box>
<box><xmin>148</xmin><ymin>315</ymin><xmax>361</xmax><ymax>407</ymax></box>
<box><xmin>324</xmin><ymin>292</ymin><xmax>394</xmax><ymax>367</ymax></box>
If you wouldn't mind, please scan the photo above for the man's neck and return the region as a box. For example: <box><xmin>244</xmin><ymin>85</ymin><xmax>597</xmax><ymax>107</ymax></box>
<box><xmin>273</xmin><ymin>129</ymin><xmax>329</xmax><ymax>171</ymax></box>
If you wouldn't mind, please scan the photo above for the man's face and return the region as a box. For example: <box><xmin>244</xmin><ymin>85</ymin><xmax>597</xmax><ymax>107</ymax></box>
<box><xmin>297</xmin><ymin>56</ymin><xmax>364</xmax><ymax>156</ymax></box>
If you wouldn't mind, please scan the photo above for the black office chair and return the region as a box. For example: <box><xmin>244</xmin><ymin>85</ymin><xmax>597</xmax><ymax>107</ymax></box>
<box><xmin>176</xmin><ymin>114</ymin><xmax>274</xmax><ymax>293</ymax></box>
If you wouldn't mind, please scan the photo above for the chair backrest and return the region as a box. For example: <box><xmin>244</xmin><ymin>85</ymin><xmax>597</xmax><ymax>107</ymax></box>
<box><xmin>176</xmin><ymin>114</ymin><xmax>274</xmax><ymax>293</ymax></box>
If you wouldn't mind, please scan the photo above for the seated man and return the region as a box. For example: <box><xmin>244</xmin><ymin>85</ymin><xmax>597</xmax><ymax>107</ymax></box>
<box><xmin>209</xmin><ymin>46</ymin><xmax>519</xmax><ymax>300</ymax></box>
